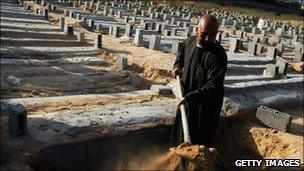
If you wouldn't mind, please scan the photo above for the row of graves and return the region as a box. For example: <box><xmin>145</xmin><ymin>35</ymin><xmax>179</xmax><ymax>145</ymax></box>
<box><xmin>20</xmin><ymin>0</ymin><xmax>304</xmax><ymax>78</ymax></box>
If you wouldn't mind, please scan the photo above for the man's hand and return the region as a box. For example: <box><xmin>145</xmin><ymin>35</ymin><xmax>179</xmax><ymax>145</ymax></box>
<box><xmin>177</xmin><ymin>97</ymin><xmax>188</xmax><ymax>108</ymax></box>
<box><xmin>172</xmin><ymin>68</ymin><xmax>180</xmax><ymax>78</ymax></box>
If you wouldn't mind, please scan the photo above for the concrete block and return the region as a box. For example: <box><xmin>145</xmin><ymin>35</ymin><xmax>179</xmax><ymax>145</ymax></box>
<box><xmin>294</xmin><ymin>44</ymin><xmax>303</xmax><ymax>53</ymax></box>
<box><xmin>96</xmin><ymin>24</ymin><xmax>103</xmax><ymax>32</ymax></box>
<box><xmin>260</xmin><ymin>37</ymin><xmax>268</xmax><ymax>44</ymax></box>
<box><xmin>183</xmin><ymin>30</ymin><xmax>190</xmax><ymax>37</ymax></box>
<box><xmin>44</xmin><ymin>8</ymin><xmax>48</xmax><ymax>20</ymax></box>
<box><xmin>149</xmin><ymin>35</ymin><xmax>161</xmax><ymax>50</ymax></box>
<box><xmin>112</xmin><ymin>26</ymin><xmax>119</xmax><ymax>37</ymax></box>
<box><xmin>171</xmin><ymin>28</ymin><xmax>177</xmax><ymax>36</ymax></box>
<box><xmin>251</xmin><ymin>27</ymin><xmax>259</xmax><ymax>34</ymax></box>
<box><xmin>69</xmin><ymin>11</ymin><xmax>74</xmax><ymax>18</ymax></box>
<box><xmin>64</xmin><ymin>25</ymin><xmax>74</xmax><ymax>36</ymax></box>
<box><xmin>94</xmin><ymin>33</ymin><xmax>102</xmax><ymax>49</ymax></box>
<box><xmin>108</xmin><ymin>26</ymin><xmax>113</xmax><ymax>36</ymax></box>
<box><xmin>248</xmin><ymin>42</ymin><xmax>257</xmax><ymax>56</ymax></box>
<box><xmin>125</xmin><ymin>23</ymin><xmax>133</xmax><ymax>37</ymax></box>
<box><xmin>109</xmin><ymin>9</ymin><xmax>114</xmax><ymax>16</ymax></box>
<box><xmin>243</xmin><ymin>36</ymin><xmax>249</xmax><ymax>42</ymax></box>
<box><xmin>263</xmin><ymin>64</ymin><xmax>279</xmax><ymax>78</ymax></box>
<box><xmin>117</xmin><ymin>57</ymin><xmax>128</xmax><ymax>70</ymax></box>
<box><xmin>88</xmin><ymin>19</ymin><xmax>94</xmax><ymax>29</ymax></box>
<box><xmin>230</xmin><ymin>29</ymin><xmax>236</xmax><ymax>35</ymax></box>
<box><xmin>141</xmin><ymin>20</ymin><xmax>148</xmax><ymax>30</ymax></box>
<box><xmin>60</xmin><ymin>17</ymin><xmax>65</xmax><ymax>30</ymax></box>
<box><xmin>77</xmin><ymin>32</ymin><xmax>84</xmax><ymax>44</ymax></box>
<box><xmin>252</xmin><ymin>37</ymin><xmax>260</xmax><ymax>43</ymax></box>
<box><xmin>155</xmin><ymin>23</ymin><xmax>162</xmax><ymax>33</ymax></box>
<box><xmin>260</xmin><ymin>29</ymin><xmax>266</xmax><ymax>36</ymax></box>
<box><xmin>272</xmin><ymin>36</ymin><xmax>281</xmax><ymax>44</ymax></box>
<box><xmin>236</xmin><ymin>31</ymin><xmax>244</xmax><ymax>39</ymax></box>
<box><xmin>256</xmin><ymin>43</ymin><xmax>264</xmax><ymax>55</ymax></box>
<box><xmin>133</xmin><ymin>29</ymin><xmax>143</xmax><ymax>45</ymax></box>
<box><xmin>221</xmin><ymin>18</ymin><xmax>226</xmax><ymax>26</ymax></box>
<box><xmin>76</xmin><ymin>14</ymin><xmax>81</xmax><ymax>20</ymax></box>
<box><xmin>41</xmin><ymin>0</ymin><xmax>46</xmax><ymax>6</ymax></box>
<box><xmin>292</xmin><ymin>35</ymin><xmax>298</xmax><ymax>44</ymax></box>
<box><xmin>229</xmin><ymin>38</ymin><xmax>242</xmax><ymax>53</ymax></box>
<box><xmin>64</xmin><ymin>10</ymin><xmax>69</xmax><ymax>17</ymax></box>
<box><xmin>117</xmin><ymin>11</ymin><xmax>122</xmax><ymax>18</ymax></box>
<box><xmin>276</xmin><ymin>28</ymin><xmax>283</xmax><ymax>36</ymax></box>
<box><xmin>256</xmin><ymin>106</ymin><xmax>291</xmax><ymax>132</ymax></box>
<box><xmin>294</xmin><ymin>51</ymin><xmax>304</xmax><ymax>62</ymax></box>
<box><xmin>124</xmin><ymin>16</ymin><xmax>129</xmax><ymax>23</ymax></box>
<box><xmin>276</xmin><ymin>44</ymin><xmax>284</xmax><ymax>56</ymax></box>
<box><xmin>276</xmin><ymin>57</ymin><xmax>288</xmax><ymax>76</ymax></box>
<box><xmin>150</xmin><ymin>85</ymin><xmax>172</xmax><ymax>95</ymax></box>
<box><xmin>266</xmin><ymin>47</ymin><xmax>277</xmax><ymax>59</ymax></box>
<box><xmin>171</xmin><ymin>41</ymin><xmax>181</xmax><ymax>54</ymax></box>
<box><xmin>9</xmin><ymin>104</ymin><xmax>27</xmax><ymax>138</ymax></box>
<box><xmin>164</xmin><ymin>30</ymin><xmax>171</xmax><ymax>36</ymax></box>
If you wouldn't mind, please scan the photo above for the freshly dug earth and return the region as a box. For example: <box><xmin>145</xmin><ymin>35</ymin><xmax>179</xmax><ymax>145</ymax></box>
<box><xmin>170</xmin><ymin>142</ymin><xmax>216</xmax><ymax>170</ymax></box>
<box><xmin>213</xmin><ymin>116</ymin><xmax>303</xmax><ymax>167</ymax></box>
<box><xmin>25</xmin><ymin>94</ymin><xmax>164</xmax><ymax>115</ymax></box>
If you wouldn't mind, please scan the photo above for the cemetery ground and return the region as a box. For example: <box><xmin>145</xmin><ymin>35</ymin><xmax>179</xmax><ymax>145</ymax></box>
<box><xmin>1</xmin><ymin>0</ymin><xmax>303</xmax><ymax>170</ymax></box>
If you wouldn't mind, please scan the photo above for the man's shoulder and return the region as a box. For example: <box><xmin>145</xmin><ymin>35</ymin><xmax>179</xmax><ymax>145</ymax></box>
<box><xmin>212</xmin><ymin>42</ymin><xmax>227</xmax><ymax>56</ymax></box>
<box><xmin>183</xmin><ymin>36</ymin><xmax>197</xmax><ymax>45</ymax></box>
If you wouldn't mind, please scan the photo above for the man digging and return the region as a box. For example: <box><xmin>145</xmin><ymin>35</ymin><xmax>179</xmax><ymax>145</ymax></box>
<box><xmin>170</xmin><ymin>14</ymin><xmax>227</xmax><ymax>168</ymax></box>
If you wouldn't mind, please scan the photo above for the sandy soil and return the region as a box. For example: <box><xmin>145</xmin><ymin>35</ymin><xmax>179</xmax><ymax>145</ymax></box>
<box><xmin>170</xmin><ymin>142</ymin><xmax>215</xmax><ymax>170</ymax></box>
<box><xmin>25</xmin><ymin>94</ymin><xmax>164</xmax><ymax>115</ymax></box>
<box><xmin>213</xmin><ymin>116</ymin><xmax>303</xmax><ymax>167</ymax></box>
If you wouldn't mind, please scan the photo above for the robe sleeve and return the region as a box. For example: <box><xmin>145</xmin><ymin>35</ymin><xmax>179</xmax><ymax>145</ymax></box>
<box><xmin>173</xmin><ymin>41</ymin><xmax>185</xmax><ymax>70</ymax></box>
<box><xmin>184</xmin><ymin>53</ymin><xmax>227</xmax><ymax>103</ymax></box>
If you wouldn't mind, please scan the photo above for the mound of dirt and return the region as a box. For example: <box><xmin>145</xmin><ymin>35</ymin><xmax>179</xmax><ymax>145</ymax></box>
<box><xmin>170</xmin><ymin>142</ymin><xmax>215</xmax><ymax>169</ymax></box>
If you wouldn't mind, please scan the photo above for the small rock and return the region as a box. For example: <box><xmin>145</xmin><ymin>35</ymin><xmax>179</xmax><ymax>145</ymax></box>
<box><xmin>150</xmin><ymin>84</ymin><xmax>173</xmax><ymax>95</ymax></box>
<box><xmin>5</xmin><ymin>76</ymin><xmax>22</xmax><ymax>86</ymax></box>
<box><xmin>271</xmin><ymin>129</ymin><xmax>278</xmax><ymax>133</ymax></box>
<box><xmin>129</xmin><ymin>74</ymin><xmax>142</xmax><ymax>87</ymax></box>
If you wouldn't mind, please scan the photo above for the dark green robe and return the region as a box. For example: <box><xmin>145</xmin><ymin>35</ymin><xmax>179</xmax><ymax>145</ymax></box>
<box><xmin>171</xmin><ymin>36</ymin><xmax>227</xmax><ymax>146</ymax></box>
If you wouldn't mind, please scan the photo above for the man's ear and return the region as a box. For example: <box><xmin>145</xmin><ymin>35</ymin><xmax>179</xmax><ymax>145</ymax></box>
<box><xmin>195</xmin><ymin>26</ymin><xmax>198</xmax><ymax>36</ymax></box>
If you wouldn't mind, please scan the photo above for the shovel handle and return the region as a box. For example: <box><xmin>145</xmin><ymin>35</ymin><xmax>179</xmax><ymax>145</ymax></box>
<box><xmin>176</xmin><ymin>75</ymin><xmax>192</xmax><ymax>145</ymax></box>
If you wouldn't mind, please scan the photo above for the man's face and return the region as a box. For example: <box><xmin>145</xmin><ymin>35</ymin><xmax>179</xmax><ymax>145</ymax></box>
<box><xmin>196</xmin><ymin>20</ymin><xmax>218</xmax><ymax>46</ymax></box>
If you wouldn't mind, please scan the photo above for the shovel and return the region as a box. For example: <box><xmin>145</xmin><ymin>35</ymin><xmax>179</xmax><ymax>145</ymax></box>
<box><xmin>170</xmin><ymin>75</ymin><xmax>213</xmax><ymax>168</ymax></box>
<box><xmin>174</xmin><ymin>75</ymin><xmax>191</xmax><ymax>145</ymax></box>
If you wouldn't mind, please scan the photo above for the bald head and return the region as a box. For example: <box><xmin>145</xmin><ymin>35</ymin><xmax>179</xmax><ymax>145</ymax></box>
<box><xmin>198</xmin><ymin>14</ymin><xmax>219</xmax><ymax>30</ymax></box>
<box><xmin>196</xmin><ymin>14</ymin><xmax>219</xmax><ymax>46</ymax></box>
